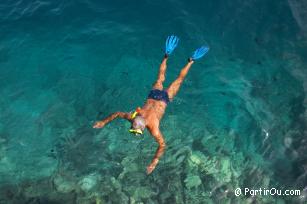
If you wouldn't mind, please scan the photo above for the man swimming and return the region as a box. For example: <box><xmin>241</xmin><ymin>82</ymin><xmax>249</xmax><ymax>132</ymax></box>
<box><xmin>93</xmin><ymin>35</ymin><xmax>209</xmax><ymax>174</ymax></box>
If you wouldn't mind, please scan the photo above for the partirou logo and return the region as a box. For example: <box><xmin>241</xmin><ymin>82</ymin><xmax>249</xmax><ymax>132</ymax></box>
<box><xmin>234</xmin><ymin>187</ymin><xmax>301</xmax><ymax>197</ymax></box>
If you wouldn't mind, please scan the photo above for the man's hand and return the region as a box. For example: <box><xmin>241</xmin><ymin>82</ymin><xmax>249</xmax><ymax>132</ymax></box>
<box><xmin>146</xmin><ymin>159</ymin><xmax>159</xmax><ymax>174</ymax></box>
<box><xmin>146</xmin><ymin>164</ymin><xmax>156</xmax><ymax>175</ymax></box>
<box><xmin>93</xmin><ymin>121</ymin><xmax>106</xmax><ymax>128</ymax></box>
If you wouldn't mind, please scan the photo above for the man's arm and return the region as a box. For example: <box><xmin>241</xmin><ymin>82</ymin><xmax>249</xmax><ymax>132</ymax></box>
<box><xmin>147</xmin><ymin>126</ymin><xmax>166</xmax><ymax>174</ymax></box>
<box><xmin>93</xmin><ymin>112</ymin><xmax>131</xmax><ymax>128</ymax></box>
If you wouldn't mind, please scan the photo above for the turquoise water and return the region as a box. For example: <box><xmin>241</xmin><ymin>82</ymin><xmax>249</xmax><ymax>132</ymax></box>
<box><xmin>0</xmin><ymin>0</ymin><xmax>307</xmax><ymax>203</ymax></box>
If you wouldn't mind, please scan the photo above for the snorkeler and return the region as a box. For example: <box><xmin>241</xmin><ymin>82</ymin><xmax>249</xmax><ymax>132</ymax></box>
<box><xmin>93</xmin><ymin>35</ymin><xmax>209</xmax><ymax>174</ymax></box>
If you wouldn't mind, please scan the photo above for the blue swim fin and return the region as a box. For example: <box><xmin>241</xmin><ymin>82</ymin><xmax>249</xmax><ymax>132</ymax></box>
<box><xmin>165</xmin><ymin>35</ymin><xmax>179</xmax><ymax>55</ymax></box>
<box><xmin>191</xmin><ymin>46</ymin><xmax>209</xmax><ymax>60</ymax></box>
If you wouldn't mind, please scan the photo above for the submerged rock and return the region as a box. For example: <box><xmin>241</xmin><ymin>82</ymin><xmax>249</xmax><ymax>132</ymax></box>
<box><xmin>184</xmin><ymin>175</ymin><xmax>202</xmax><ymax>189</ymax></box>
<box><xmin>78</xmin><ymin>173</ymin><xmax>101</xmax><ymax>192</ymax></box>
<box><xmin>217</xmin><ymin>157</ymin><xmax>231</xmax><ymax>183</ymax></box>
<box><xmin>133</xmin><ymin>186</ymin><xmax>155</xmax><ymax>200</ymax></box>
<box><xmin>118</xmin><ymin>156</ymin><xmax>141</xmax><ymax>179</ymax></box>
<box><xmin>53</xmin><ymin>175</ymin><xmax>76</xmax><ymax>193</ymax></box>
<box><xmin>188</xmin><ymin>151</ymin><xmax>240</xmax><ymax>185</ymax></box>
<box><xmin>189</xmin><ymin>151</ymin><xmax>207</xmax><ymax>167</ymax></box>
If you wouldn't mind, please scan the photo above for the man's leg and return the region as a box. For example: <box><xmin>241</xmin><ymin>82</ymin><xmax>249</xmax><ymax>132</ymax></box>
<box><xmin>166</xmin><ymin>59</ymin><xmax>194</xmax><ymax>100</ymax></box>
<box><xmin>152</xmin><ymin>54</ymin><xmax>168</xmax><ymax>90</ymax></box>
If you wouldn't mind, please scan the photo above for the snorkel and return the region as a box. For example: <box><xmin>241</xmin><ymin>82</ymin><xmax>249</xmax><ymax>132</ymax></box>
<box><xmin>129</xmin><ymin>107</ymin><xmax>145</xmax><ymax>135</ymax></box>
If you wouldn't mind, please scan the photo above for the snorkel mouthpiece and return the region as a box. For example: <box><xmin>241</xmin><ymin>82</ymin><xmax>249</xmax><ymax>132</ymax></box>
<box><xmin>131</xmin><ymin>107</ymin><xmax>141</xmax><ymax>119</ymax></box>
<box><xmin>131</xmin><ymin>111</ymin><xmax>138</xmax><ymax>119</ymax></box>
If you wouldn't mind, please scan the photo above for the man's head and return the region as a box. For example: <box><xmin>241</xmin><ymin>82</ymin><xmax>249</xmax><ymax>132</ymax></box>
<box><xmin>129</xmin><ymin>116</ymin><xmax>146</xmax><ymax>135</ymax></box>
